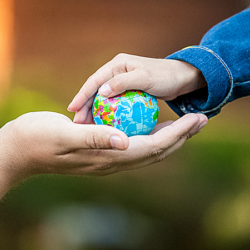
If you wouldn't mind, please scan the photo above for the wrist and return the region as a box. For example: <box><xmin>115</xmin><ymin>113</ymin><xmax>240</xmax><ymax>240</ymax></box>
<box><xmin>174</xmin><ymin>60</ymin><xmax>207</xmax><ymax>97</ymax></box>
<box><xmin>0</xmin><ymin>121</ymin><xmax>29</xmax><ymax>198</ymax></box>
<box><xmin>0</xmin><ymin>123</ymin><xmax>14</xmax><ymax>198</ymax></box>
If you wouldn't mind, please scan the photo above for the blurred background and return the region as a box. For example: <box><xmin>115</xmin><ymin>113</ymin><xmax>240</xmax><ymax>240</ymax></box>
<box><xmin>1</xmin><ymin>0</ymin><xmax>250</xmax><ymax>249</ymax></box>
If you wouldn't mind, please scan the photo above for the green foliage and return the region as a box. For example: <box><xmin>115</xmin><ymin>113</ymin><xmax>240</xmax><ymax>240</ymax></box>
<box><xmin>1</xmin><ymin>88</ymin><xmax>250</xmax><ymax>250</ymax></box>
<box><xmin>0</xmin><ymin>87</ymin><xmax>72</xmax><ymax>127</ymax></box>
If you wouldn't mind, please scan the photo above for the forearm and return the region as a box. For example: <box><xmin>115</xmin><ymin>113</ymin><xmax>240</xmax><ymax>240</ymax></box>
<box><xmin>0</xmin><ymin>169</ymin><xmax>12</xmax><ymax>199</ymax></box>
<box><xmin>0</xmin><ymin>121</ymin><xmax>28</xmax><ymax>199</ymax></box>
<box><xmin>166</xmin><ymin>7</ymin><xmax>250</xmax><ymax>118</ymax></box>
<box><xmin>173</xmin><ymin>61</ymin><xmax>207</xmax><ymax>97</ymax></box>
<box><xmin>0</xmin><ymin>123</ymin><xmax>15</xmax><ymax>198</ymax></box>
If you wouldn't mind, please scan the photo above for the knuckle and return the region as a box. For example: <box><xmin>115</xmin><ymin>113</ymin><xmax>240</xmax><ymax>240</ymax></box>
<box><xmin>98</xmin><ymin>162</ymin><xmax>115</xmax><ymax>171</ymax></box>
<box><xmin>85</xmin><ymin>131</ymin><xmax>106</xmax><ymax>149</ymax></box>
<box><xmin>185</xmin><ymin>133</ymin><xmax>192</xmax><ymax>140</ymax></box>
<box><xmin>151</xmin><ymin>146</ymin><xmax>166</xmax><ymax>163</ymax></box>
<box><xmin>88</xmin><ymin>162</ymin><xmax>116</xmax><ymax>176</ymax></box>
<box><xmin>113</xmin><ymin>74</ymin><xmax>125</xmax><ymax>90</ymax></box>
<box><xmin>114</xmin><ymin>53</ymin><xmax>128</xmax><ymax>60</ymax></box>
<box><xmin>85</xmin><ymin>131</ymin><xmax>98</xmax><ymax>149</ymax></box>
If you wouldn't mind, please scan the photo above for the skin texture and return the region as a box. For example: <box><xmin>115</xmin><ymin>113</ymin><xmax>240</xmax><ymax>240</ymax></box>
<box><xmin>68</xmin><ymin>53</ymin><xmax>207</xmax><ymax>124</ymax></box>
<box><xmin>0</xmin><ymin>54</ymin><xmax>208</xmax><ymax>199</ymax></box>
<box><xmin>0</xmin><ymin>111</ymin><xmax>207</xmax><ymax>199</ymax></box>
<box><xmin>0</xmin><ymin>112</ymin><xmax>128</xmax><ymax>198</ymax></box>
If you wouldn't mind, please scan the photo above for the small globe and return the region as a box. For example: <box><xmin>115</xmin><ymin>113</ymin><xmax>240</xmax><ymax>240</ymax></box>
<box><xmin>92</xmin><ymin>90</ymin><xmax>159</xmax><ymax>137</ymax></box>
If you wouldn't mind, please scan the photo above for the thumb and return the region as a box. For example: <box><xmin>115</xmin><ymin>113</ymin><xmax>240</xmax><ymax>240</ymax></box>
<box><xmin>60</xmin><ymin>124</ymin><xmax>129</xmax><ymax>151</ymax></box>
<box><xmin>98</xmin><ymin>70</ymin><xmax>147</xmax><ymax>98</ymax></box>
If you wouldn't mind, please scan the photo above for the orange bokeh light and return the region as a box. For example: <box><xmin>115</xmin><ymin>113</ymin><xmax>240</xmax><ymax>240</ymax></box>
<box><xmin>0</xmin><ymin>0</ymin><xmax>14</xmax><ymax>96</ymax></box>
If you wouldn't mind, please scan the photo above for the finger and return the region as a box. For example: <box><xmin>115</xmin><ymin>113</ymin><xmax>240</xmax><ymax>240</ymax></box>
<box><xmin>62</xmin><ymin>114</ymin><xmax>207</xmax><ymax>175</ymax></box>
<box><xmin>59</xmin><ymin>124</ymin><xmax>129</xmax><ymax>151</ymax></box>
<box><xmin>120</xmin><ymin>114</ymin><xmax>207</xmax><ymax>169</ymax></box>
<box><xmin>68</xmin><ymin>56</ymin><xmax>128</xmax><ymax>112</ymax></box>
<box><xmin>151</xmin><ymin>113</ymin><xmax>207</xmax><ymax>149</ymax></box>
<box><xmin>147</xmin><ymin>114</ymin><xmax>207</xmax><ymax>163</ymax></box>
<box><xmin>161</xmin><ymin>135</ymin><xmax>188</xmax><ymax>157</ymax></box>
<box><xmin>85</xmin><ymin>110</ymin><xmax>95</xmax><ymax>124</ymax></box>
<box><xmin>73</xmin><ymin>96</ymin><xmax>95</xmax><ymax>124</ymax></box>
<box><xmin>150</xmin><ymin>120</ymin><xmax>174</xmax><ymax>134</ymax></box>
<box><xmin>98</xmin><ymin>69</ymin><xmax>149</xmax><ymax>98</ymax></box>
<box><xmin>73</xmin><ymin>108</ymin><xmax>94</xmax><ymax>124</ymax></box>
<box><xmin>68</xmin><ymin>75</ymin><xmax>109</xmax><ymax>112</ymax></box>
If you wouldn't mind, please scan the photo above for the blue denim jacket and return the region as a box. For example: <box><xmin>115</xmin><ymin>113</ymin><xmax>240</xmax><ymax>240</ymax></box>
<box><xmin>166</xmin><ymin>7</ymin><xmax>250</xmax><ymax>118</ymax></box>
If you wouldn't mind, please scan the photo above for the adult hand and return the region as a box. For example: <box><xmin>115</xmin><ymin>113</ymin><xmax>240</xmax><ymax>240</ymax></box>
<box><xmin>0</xmin><ymin>111</ymin><xmax>129</xmax><ymax>198</ymax></box>
<box><xmin>68</xmin><ymin>53</ymin><xmax>207</xmax><ymax>124</ymax></box>
<box><xmin>0</xmin><ymin>111</ymin><xmax>207</xmax><ymax>198</ymax></box>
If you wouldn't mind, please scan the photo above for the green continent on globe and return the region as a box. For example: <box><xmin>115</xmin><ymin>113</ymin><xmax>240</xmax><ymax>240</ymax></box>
<box><xmin>92</xmin><ymin>90</ymin><xmax>159</xmax><ymax>137</ymax></box>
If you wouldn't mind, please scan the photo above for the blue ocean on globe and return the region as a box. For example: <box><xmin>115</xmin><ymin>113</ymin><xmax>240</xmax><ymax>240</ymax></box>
<box><xmin>92</xmin><ymin>90</ymin><xmax>159</xmax><ymax>137</ymax></box>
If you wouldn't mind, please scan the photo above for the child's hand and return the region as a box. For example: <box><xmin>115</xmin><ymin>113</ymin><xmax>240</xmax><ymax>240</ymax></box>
<box><xmin>68</xmin><ymin>53</ymin><xmax>206</xmax><ymax>124</ymax></box>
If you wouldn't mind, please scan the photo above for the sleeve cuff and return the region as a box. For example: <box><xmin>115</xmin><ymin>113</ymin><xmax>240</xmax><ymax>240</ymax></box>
<box><xmin>166</xmin><ymin>46</ymin><xmax>233</xmax><ymax>118</ymax></box>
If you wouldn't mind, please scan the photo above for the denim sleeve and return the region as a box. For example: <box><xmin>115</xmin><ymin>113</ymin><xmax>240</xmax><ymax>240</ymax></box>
<box><xmin>166</xmin><ymin>7</ymin><xmax>250</xmax><ymax>118</ymax></box>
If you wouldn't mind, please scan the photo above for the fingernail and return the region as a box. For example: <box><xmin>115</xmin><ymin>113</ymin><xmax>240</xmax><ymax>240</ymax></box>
<box><xmin>110</xmin><ymin>135</ymin><xmax>124</xmax><ymax>150</ymax></box>
<box><xmin>99</xmin><ymin>84</ymin><xmax>112</xmax><ymax>96</ymax></box>
<box><xmin>67</xmin><ymin>95</ymin><xmax>78</xmax><ymax>110</ymax></box>
<box><xmin>67</xmin><ymin>102</ymin><xmax>73</xmax><ymax>111</ymax></box>
<box><xmin>67</xmin><ymin>106</ymin><xmax>73</xmax><ymax>111</ymax></box>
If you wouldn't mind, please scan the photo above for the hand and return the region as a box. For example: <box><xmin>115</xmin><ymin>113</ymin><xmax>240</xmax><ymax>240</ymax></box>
<box><xmin>0</xmin><ymin>111</ymin><xmax>129</xmax><ymax>198</ymax></box>
<box><xmin>0</xmin><ymin>112</ymin><xmax>207</xmax><ymax>198</ymax></box>
<box><xmin>103</xmin><ymin>113</ymin><xmax>207</xmax><ymax>174</ymax></box>
<box><xmin>68</xmin><ymin>53</ymin><xmax>207</xmax><ymax>124</ymax></box>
